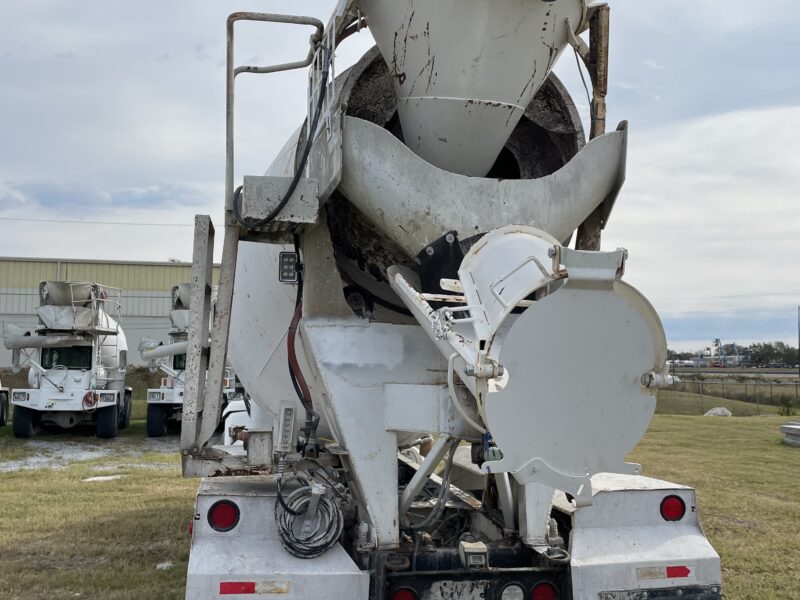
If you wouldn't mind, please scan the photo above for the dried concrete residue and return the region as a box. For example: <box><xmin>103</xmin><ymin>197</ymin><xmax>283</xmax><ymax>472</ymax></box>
<box><xmin>0</xmin><ymin>437</ymin><xmax>180</xmax><ymax>473</ymax></box>
<box><xmin>89</xmin><ymin>462</ymin><xmax>176</xmax><ymax>472</ymax></box>
<box><xmin>82</xmin><ymin>475</ymin><xmax>126</xmax><ymax>482</ymax></box>
<box><xmin>0</xmin><ymin>440</ymin><xmax>112</xmax><ymax>473</ymax></box>
<box><xmin>156</xmin><ymin>561</ymin><xmax>175</xmax><ymax>571</ymax></box>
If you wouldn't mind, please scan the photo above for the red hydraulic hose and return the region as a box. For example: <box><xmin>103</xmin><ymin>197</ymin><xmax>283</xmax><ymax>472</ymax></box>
<box><xmin>287</xmin><ymin>303</ymin><xmax>313</xmax><ymax>412</ymax></box>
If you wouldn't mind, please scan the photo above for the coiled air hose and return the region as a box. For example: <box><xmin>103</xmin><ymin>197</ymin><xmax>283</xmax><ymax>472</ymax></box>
<box><xmin>274</xmin><ymin>458</ymin><xmax>343</xmax><ymax>559</ymax></box>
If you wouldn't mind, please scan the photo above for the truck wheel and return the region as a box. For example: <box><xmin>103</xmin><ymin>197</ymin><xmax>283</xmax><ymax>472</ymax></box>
<box><xmin>147</xmin><ymin>404</ymin><xmax>168</xmax><ymax>438</ymax></box>
<box><xmin>12</xmin><ymin>405</ymin><xmax>35</xmax><ymax>439</ymax></box>
<box><xmin>119</xmin><ymin>392</ymin><xmax>132</xmax><ymax>430</ymax></box>
<box><xmin>0</xmin><ymin>393</ymin><xmax>8</xmax><ymax>427</ymax></box>
<box><xmin>96</xmin><ymin>404</ymin><xmax>119</xmax><ymax>439</ymax></box>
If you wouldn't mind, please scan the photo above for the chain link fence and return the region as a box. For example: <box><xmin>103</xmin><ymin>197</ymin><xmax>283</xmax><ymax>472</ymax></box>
<box><xmin>670</xmin><ymin>378</ymin><xmax>800</xmax><ymax>416</ymax></box>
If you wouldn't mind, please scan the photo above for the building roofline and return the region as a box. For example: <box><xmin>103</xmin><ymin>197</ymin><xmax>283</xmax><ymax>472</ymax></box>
<box><xmin>0</xmin><ymin>256</ymin><xmax>221</xmax><ymax>268</ymax></box>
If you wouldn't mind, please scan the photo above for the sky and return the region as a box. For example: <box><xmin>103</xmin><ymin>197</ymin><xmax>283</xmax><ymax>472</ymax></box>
<box><xmin>0</xmin><ymin>0</ymin><xmax>798</xmax><ymax>352</ymax></box>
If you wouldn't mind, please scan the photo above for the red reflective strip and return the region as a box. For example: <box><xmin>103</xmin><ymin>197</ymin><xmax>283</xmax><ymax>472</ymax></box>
<box><xmin>220</xmin><ymin>581</ymin><xmax>256</xmax><ymax>594</ymax></box>
<box><xmin>666</xmin><ymin>566</ymin><xmax>691</xmax><ymax>578</ymax></box>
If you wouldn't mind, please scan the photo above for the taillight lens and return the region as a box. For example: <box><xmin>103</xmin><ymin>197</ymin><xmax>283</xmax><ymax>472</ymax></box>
<box><xmin>390</xmin><ymin>589</ymin><xmax>418</xmax><ymax>600</ymax></box>
<box><xmin>531</xmin><ymin>582</ymin><xmax>557</xmax><ymax>600</ymax></box>
<box><xmin>208</xmin><ymin>500</ymin><xmax>240</xmax><ymax>532</ymax></box>
<box><xmin>660</xmin><ymin>495</ymin><xmax>686</xmax><ymax>521</ymax></box>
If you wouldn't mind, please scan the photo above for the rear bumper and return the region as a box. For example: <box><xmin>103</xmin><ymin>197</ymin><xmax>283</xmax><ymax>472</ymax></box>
<box><xmin>147</xmin><ymin>387</ymin><xmax>184</xmax><ymax>405</ymax></box>
<box><xmin>186</xmin><ymin>477</ymin><xmax>368</xmax><ymax>600</ymax></box>
<box><xmin>10</xmin><ymin>388</ymin><xmax>116</xmax><ymax>412</ymax></box>
<box><xmin>599</xmin><ymin>585</ymin><xmax>722</xmax><ymax>599</ymax></box>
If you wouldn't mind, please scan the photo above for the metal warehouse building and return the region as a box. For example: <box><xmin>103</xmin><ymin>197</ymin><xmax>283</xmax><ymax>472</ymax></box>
<box><xmin>0</xmin><ymin>257</ymin><xmax>219</xmax><ymax>367</ymax></box>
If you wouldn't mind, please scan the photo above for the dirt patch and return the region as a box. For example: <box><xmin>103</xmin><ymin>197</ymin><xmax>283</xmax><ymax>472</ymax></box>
<box><xmin>0</xmin><ymin>436</ymin><xmax>179</xmax><ymax>473</ymax></box>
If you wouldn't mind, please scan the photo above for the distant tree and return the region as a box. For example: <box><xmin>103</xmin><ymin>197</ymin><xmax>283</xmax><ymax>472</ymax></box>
<box><xmin>744</xmin><ymin>342</ymin><xmax>798</xmax><ymax>366</ymax></box>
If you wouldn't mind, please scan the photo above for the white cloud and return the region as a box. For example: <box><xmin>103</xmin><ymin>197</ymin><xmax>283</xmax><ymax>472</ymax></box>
<box><xmin>604</xmin><ymin>105</ymin><xmax>800</xmax><ymax>321</ymax></box>
<box><xmin>0</xmin><ymin>0</ymin><xmax>797</xmax><ymax>348</ymax></box>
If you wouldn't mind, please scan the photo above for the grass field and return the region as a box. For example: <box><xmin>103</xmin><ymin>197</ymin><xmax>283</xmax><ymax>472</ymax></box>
<box><xmin>657</xmin><ymin>390</ymin><xmax>782</xmax><ymax>416</ymax></box>
<box><xmin>0</xmin><ymin>410</ymin><xmax>798</xmax><ymax>599</ymax></box>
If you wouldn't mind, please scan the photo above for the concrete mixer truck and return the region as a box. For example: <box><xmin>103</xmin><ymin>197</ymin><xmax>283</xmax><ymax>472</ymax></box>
<box><xmin>3</xmin><ymin>281</ymin><xmax>132</xmax><ymax>439</ymax></box>
<box><xmin>139</xmin><ymin>283</ymin><xmax>238</xmax><ymax>437</ymax></box>
<box><xmin>178</xmin><ymin>2</ymin><xmax>723</xmax><ymax>598</ymax></box>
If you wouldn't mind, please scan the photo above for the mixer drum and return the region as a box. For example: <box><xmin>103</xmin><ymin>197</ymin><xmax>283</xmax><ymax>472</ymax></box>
<box><xmin>359</xmin><ymin>0</ymin><xmax>587</xmax><ymax>176</ymax></box>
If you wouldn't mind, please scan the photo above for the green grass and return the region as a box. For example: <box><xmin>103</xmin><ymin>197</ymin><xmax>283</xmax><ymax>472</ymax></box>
<box><xmin>0</xmin><ymin>420</ymin><xmax>197</xmax><ymax>600</ymax></box>
<box><xmin>628</xmin><ymin>416</ymin><xmax>798</xmax><ymax>599</ymax></box>
<box><xmin>0</xmin><ymin>413</ymin><xmax>798</xmax><ymax>599</ymax></box>
<box><xmin>657</xmin><ymin>390</ymin><xmax>781</xmax><ymax>416</ymax></box>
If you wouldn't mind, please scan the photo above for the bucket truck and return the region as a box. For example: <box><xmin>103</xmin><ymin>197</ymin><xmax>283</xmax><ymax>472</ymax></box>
<box><xmin>3</xmin><ymin>281</ymin><xmax>132</xmax><ymax>439</ymax></box>
<box><xmin>140</xmin><ymin>283</ymin><xmax>237</xmax><ymax>437</ymax></box>
<box><xmin>179</xmin><ymin>2</ymin><xmax>723</xmax><ymax>598</ymax></box>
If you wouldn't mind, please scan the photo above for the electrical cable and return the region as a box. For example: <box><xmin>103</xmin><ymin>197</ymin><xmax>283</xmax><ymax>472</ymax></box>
<box><xmin>274</xmin><ymin>456</ymin><xmax>344</xmax><ymax>559</ymax></box>
<box><xmin>276</xmin><ymin>457</ymin><xmax>306</xmax><ymax>516</ymax></box>
<box><xmin>284</xmin><ymin>233</ymin><xmax>321</xmax><ymax>450</ymax></box>
<box><xmin>233</xmin><ymin>44</ymin><xmax>332</xmax><ymax>229</ymax></box>
<box><xmin>408</xmin><ymin>441</ymin><xmax>460</xmax><ymax>531</ymax></box>
<box><xmin>447</xmin><ymin>353</ymin><xmax>487</xmax><ymax>434</ymax></box>
<box><xmin>573</xmin><ymin>47</ymin><xmax>596</xmax><ymax>126</ymax></box>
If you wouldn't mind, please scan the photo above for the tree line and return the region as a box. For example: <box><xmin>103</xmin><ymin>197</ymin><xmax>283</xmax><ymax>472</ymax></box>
<box><xmin>668</xmin><ymin>342</ymin><xmax>799</xmax><ymax>367</ymax></box>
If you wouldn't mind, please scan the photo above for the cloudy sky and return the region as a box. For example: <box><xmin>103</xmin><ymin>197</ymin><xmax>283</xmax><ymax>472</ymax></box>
<box><xmin>0</xmin><ymin>1</ymin><xmax>798</xmax><ymax>352</ymax></box>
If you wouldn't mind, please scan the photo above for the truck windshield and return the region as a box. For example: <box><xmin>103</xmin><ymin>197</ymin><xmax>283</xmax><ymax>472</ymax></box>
<box><xmin>41</xmin><ymin>346</ymin><xmax>93</xmax><ymax>370</ymax></box>
<box><xmin>173</xmin><ymin>353</ymin><xmax>187</xmax><ymax>370</ymax></box>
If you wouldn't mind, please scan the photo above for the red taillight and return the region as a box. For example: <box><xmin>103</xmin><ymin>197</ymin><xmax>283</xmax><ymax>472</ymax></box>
<box><xmin>531</xmin><ymin>582</ymin><xmax>557</xmax><ymax>600</ymax></box>
<box><xmin>390</xmin><ymin>589</ymin><xmax>418</xmax><ymax>600</ymax></box>
<box><xmin>208</xmin><ymin>500</ymin><xmax>240</xmax><ymax>532</ymax></box>
<box><xmin>220</xmin><ymin>582</ymin><xmax>256</xmax><ymax>595</ymax></box>
<box><xmin>660</xmin><ymin>495</ymin><xmax>686</xmax><ymax>522</ymax></box>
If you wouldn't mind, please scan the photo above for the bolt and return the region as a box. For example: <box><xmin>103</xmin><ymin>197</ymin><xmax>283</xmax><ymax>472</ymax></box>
<box><xmin>445</xmin><ymin>233</ymin><xmax>455</xmax><ymax>244</ymax></box>
<box><xmin>426</xmin><ymin>246</ymin><xmax>435</xmax><ymax>256</ymax></box>
<box><xmin>548</xmin><ymin>247</ymin><xmax>557</xmax><ymax>258</ymax></box>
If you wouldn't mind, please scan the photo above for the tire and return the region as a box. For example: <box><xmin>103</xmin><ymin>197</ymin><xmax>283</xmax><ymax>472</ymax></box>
<box><xmin>120</xmin><ymin>392</ymin><xmax>132</xmax><ymax>430</ymax></box>
<box><xmin>96</xmin><ymin>403</ymin><xmax>119</xmax><ymax>439</ymax></box>
<box><xmin>12</xmin><ymin>405</ymin><xmax>35</xmax><ymax>439</ymax></box>
<box><xmin>146</xmin><ymin>403</ymin><xmax>168</xmax><ymax>438</ymax></box>
<box><xmin>0</xmin><ymin>393</ymin><xmax>8</xmax><ymax>427</ymax></box>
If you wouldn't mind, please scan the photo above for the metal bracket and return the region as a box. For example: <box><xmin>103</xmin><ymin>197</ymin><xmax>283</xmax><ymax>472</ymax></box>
<box><xmin>569</xmin><ymin>4</ymin><xmax>613</xmax><ymax>251</ymax></box>
<box><xmin>240</xmin><ymin>175</ymin><xmax>320</xmax><ymax>233</ymax></box>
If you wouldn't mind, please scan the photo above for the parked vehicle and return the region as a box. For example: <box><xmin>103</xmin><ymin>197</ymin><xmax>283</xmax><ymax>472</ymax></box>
<box><xmin>139</xmin><ymin>284</ymin><xmax>237</xmax><ymax>437</ymax></box>
<box><xmin>3</xmin><ymin>281</ymin><xmax>131</xmax><ymax>439</ymax></box>
<box><xmin>178</xmin><ymin>2</ymin><xmax>722</xmax><ymax>599</ymax></box>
